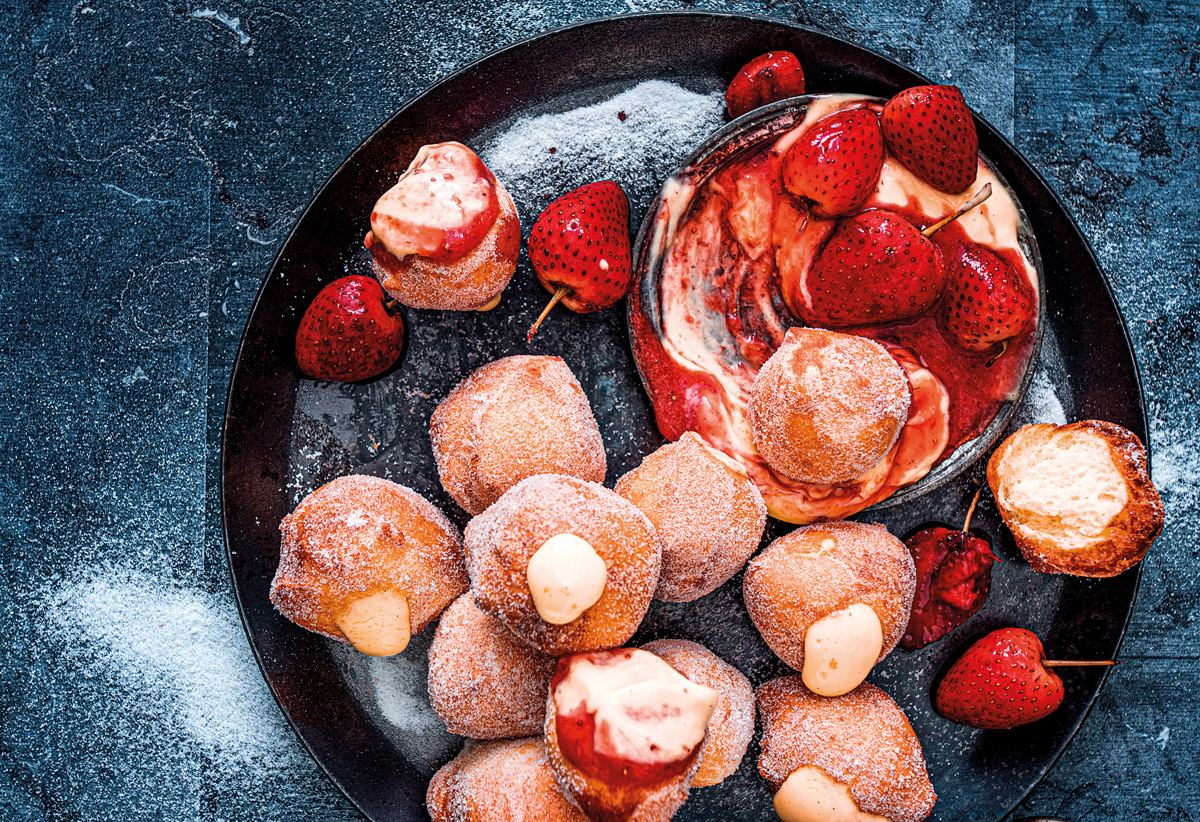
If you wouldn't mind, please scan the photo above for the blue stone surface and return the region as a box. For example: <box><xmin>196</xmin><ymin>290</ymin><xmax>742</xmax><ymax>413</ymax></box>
<box><xmin>1</xmin><ymin>1</ymin><xmax>1197</xmax><ymax>819</ymax></box>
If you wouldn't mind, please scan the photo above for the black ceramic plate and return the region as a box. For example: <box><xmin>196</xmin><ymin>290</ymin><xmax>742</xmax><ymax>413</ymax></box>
<box><xmin>222</xmin><ymin>12</ymin><xmax>1146</xmax><ymax>822</ymax></box>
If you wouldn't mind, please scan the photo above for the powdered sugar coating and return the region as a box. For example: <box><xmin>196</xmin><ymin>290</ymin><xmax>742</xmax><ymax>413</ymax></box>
<box><xmin>428</xmin><ymin>593</ymin><xmax>555</xmax><ymax>739</ymax></box>
<box><xmin>748</xmin><ymin>327</ymin><xmax>911</xmax><ymax>485</ymax></box>
<box><xmin>757</xmin><ymin>678</ymin><xmax>936</xmax><ymax>822</ymax></box>
<box><xmin>271</xmin><ymin>474</ymin><xmax>466</xmax><ymax>642</ymax></box>
<box><xmin>465</xmin><ymin>475</ymin><xmax>660</xmax><ymax>656</ymax></box>
<box><xmin>743</xmin><ymin>521</ymin><xmax>916</xmax><ymax>672</ymax></box>
<box><xmin>616</xmin><ymin>433</ymin><xmax>766</xmax><ymax>602</ymax></box>
<box><xmin>431</xmin><ymin>356</ymin><xmax>607</xmax><ymax>516</ymax></box>
<box><xmin>641</xmin><ymin>639</ymin><xmax>755</xmax><ymax>788</ymax></box>
<box><xmin>428</xmin><ymin>737</ymin><xmax>588</xmax><ymax>822</ymax></box>
<box><xmin>371</xmin><ymin>181</ymin><xmax>521</xmax><ymax>311</ymax></box>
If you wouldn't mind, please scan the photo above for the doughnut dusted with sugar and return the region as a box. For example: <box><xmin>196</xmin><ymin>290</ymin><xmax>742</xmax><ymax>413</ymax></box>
<box><xmin>365</xmin><ymin>141</ymin><xmax>521</xmax><ymax>311</ymax></box>
<box><xmin>987</xmin><ymin>420</ymin><xmax>1164</xmax><ymax>577</ymax></box>
<box><xmin>465</xmin><ymin>474</ymin><xmax>660</xmax><ymax>656</ymax></box>
<box><xmin>757</xmin><ymin>677</ymin><xmax>936</xmax><ymax>822</ymax></box>
<box><xmin>616</xmin><ymin>432</ymin><xmax>766</xmax><ymax>602</ymax></box>
<box><xmin>428</xmin><ymin>593</ymin><xmax>556</xmax><ymax>739</ymax></box>
<box><xmin>743</xmin><ymin>521</ymin><xmax>915</xmax><ymax>696</ymax></box>
<box><xmin>270</xmin><ymin>474</ymin><xmax>466</xmax><ymax>657</ymax></box>
<box><xmin>641</xmin><ymin>639</ymin><xmax>754</xmax><ymax>788</ymax></box>
<box><xmin>427</xmin><ymin>737</ymin><xmax>588</xmax><ymax>822</ymax></box>
<box><xmin>431</xmin><ymin>355</ymin><xmax>607</xmax><ymax>516</ymax></box>
<box><xmin>748</xmin><ymin>327</ymin><xmax>911</xmax><ymax>486</ymax></box>
<box><xmin>544</xmin><ymin>648</ymin><xmax>718</xmax><ymax>822</ymax></box>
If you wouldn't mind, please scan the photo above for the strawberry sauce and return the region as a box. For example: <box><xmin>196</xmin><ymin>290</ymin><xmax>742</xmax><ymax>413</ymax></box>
<box><xmin>629</xmin><ymin>94</ymin><xmax>1040</xmax><ymax>523</ymax></box>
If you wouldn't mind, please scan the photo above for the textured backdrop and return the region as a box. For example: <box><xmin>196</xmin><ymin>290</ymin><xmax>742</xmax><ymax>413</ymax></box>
<box><xmin>1</xmin><ymin>0</ymin><xmax>1197</xmax><ymax>819</ymax></box>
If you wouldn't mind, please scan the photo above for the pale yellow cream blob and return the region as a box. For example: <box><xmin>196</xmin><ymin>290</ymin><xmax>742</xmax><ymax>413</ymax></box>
<box><xmin>335</xmin><ymin>589</ymin><xmax>411</xmax><ymax>657</ymax></box>
<box><xmin>526</xmin><ymin>533</ymin><xmax>607</xmax><ymax>625</ymax></box>
<box><xmin>774</xmin><ymin>766</ymin><xmax>888</xmax><ymax>822</ymax></box>
<box><xmin>801</xmin><ymin>603</ymin><xmax>883</xmax><ymax>697</ymax></box>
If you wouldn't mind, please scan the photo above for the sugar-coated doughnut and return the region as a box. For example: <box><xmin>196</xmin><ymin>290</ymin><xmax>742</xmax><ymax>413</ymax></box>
<box><xmin>428</xmin><ymin>738</ymin><xmax>588</xmax><ymax>822</ymax></box>
<box><xmin>366</xmin><ymin>141</ymin><xmax>521</xmax><ymax>311</ymax></box>
<box><xmin>757</xmin><ymin>677</ymin><xmax>935</xmax><ymax>822</ymax></box>
<box><xmin>431</xmin><ymin>355</ymin><xmax>607</xmax><ymax>516</ymax></box>
<box><xmin>616</xmin><ymin>432</ymin><xmax>766</xmax><ymax>602</ymax></box>
<box><xmin>987</xmin><ymin>420</ymin><xmax>1164</xmax><ymax>577</ymax></box>
<box><xmin>544</xmin><ymin>648</ymin><xmax>718</xmax><ymax>822</ymax></box>
<box><xmin>748</xmin><ymin>327</ymin><xmax>910</xmax><ymax>485</ymax></box>
<box><xmin>271</xmin><ymin>475</ymin><xmax>466</xmax><ymax>657</ymax></box>
<box><xmin>428</xmin><ymin>593</ymin><xmax>556</xmax><ymax>739</ymax></box>
<box><xmin>641</xmin><ymin>639</ymin><xmax>754</xmax><ymax>788</ymax></box>
<box><xmin>743</xmin><ymin>522</ymin><xmax>915</xmax><ymax>695</ymax></box>
<box><xmin>465</xmin><ymin>475</ymin><xmax>660</xmax><ymax>656</ymax></box>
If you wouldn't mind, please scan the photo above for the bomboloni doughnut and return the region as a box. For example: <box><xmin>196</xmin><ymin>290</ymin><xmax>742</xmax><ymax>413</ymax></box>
<box><xmin>616</xmin><ymin>432</ymin><xmax>767</xmax><ymax>602</ymax></box>
<box><xmin>365</xmin><ymin>141</ymin><xmax>521</xmax><ymax>311</ymax></box>
<box><xmin>545</xmin><ymin>648</ymin><xmax>719</xmax><ymax>822</ymax></box>
<box><xmin>465</xmin><ymin>474</ymin><xmax>660</xmax><ymax>657</ymax></box>
<box><xmin>757</xmin><ymin>677</ymin><xmax>936</xmax><ymax>822</ymax></box>
<box><xmin>431</xmin><ymin>355</ymin><xmax>607</xmax><ymax>516</ymax></box>
<box><xmin>270</xmin><ymin>474</ymin><xmax>466</xmax><ymax>657</ymax></box>
<box><xmin>748</xmin><ymin>327</ymin><xmax>911</xmax><ymax>485</ymax></box>
<box><xmin>641</xmin><ymin>639</ymin><xmax>754</xmax><ymax>788</ymax></box>
<box><xmin>743</xmin><ymin>521</ymin><xmax>915</xmax><ymax>696</ymax></box>
<box><xmin>987</xmin><ymin>420</ymin><xmax>1164</xmax><ymax>577</ymax></box>
<box><xmin>428</xmin><ymin>593</ymin><xmax>556</xmax><ymax>739</ymax></box>
<box><xmin>428</xmin><ymin>737</ymin><xmax>588</xmax><ymax>822</ymax></box>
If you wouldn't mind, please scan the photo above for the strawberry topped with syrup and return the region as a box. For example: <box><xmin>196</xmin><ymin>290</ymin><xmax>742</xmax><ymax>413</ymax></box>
<box><xmin>939</xmin><ymin>242</ymin><xmax>1036</xmax><ymax>354</ymax></box>
<box><xmin>546</xmin><ymin>648</ymin><xmax>718</xmax><ymax>821</ymax></box>
<box><xmin>781</xmin><ymin>107</ymin><xmax>885</xmax><ymax>218</ymax></box>
<box><xmin>882</xmin><ymin>85</ymin><xmax>979</xmax><ymax>194</ymax></box>
<box><xmin>724</xmin><ymin>51</ymin><xmax>806</xmax><ymax>119</ymax></box>
<box><xmin>800</xmin><ymin>209</ymin><xmax>944</xmax><ymax>327</ymax></box>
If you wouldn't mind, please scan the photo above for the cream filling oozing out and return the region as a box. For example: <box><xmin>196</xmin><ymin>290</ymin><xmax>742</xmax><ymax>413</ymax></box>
<box><xmin>554</xmin><ymin>649</ymin><xmax>718</xmax><ymax>765</ymax></box>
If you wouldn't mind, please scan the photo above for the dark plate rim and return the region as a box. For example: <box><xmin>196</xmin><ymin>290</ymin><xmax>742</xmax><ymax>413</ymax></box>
<box><xmin>219</xmin><ymin>11</ymin><xmax>1149</xmax><ymax>822</ymax></box>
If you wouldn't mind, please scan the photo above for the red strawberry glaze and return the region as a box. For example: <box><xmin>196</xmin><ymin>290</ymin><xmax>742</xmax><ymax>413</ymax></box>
<box><xmin>550</xmin><ymin>652</ymin><xmax>703</xmax><ymax>790</ymax></box>
<box><xmin>629</xmin><ymin>94</ymin><xmax>1039</xmax><ymax>523</ymax></box>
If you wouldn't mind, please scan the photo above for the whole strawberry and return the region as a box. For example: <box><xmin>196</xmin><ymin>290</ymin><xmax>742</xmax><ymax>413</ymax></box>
<box><xmin>881</xmin><ymin>85</ymin><xmax>978</xmax><ymax>194</ymax></box>
<box><xmin>782</xmin><ymin>107</ymin><xmax>885</xmax><ymax>218</ymax></box>
<box><xmin>802</xmin><ymin>209</ymin><xmax>945</xmax><ymax>328</ymax></box>
<box><xmin>939</xmin><ymin>244</ymin><xmax>1035</xmax><ymax>353</ymax></box>
<box><xmin>526</xmin><ymin>180</ymin><xmax>631</xmax><ymax>340</ymax></box>
<box><xmin>934</xmin><ymin>627</ymin><xmax>1113</xmax><ymax>730</ymax></box>
<box><xmin>725</xmin><ymin>51</ymin><xmax>806</xmax><ymax>119</ymax></box>
<box><xmin>294</xmin><ymin>275</ymin><xmax>404</xmax><ymax>382</ymax></box>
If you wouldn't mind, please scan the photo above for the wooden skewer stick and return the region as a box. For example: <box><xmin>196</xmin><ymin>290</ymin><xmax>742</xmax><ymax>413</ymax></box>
<box><xmin>923</xmin><ymin>183</ymin><xmax>993</xmax><ymax>237</ymax></box>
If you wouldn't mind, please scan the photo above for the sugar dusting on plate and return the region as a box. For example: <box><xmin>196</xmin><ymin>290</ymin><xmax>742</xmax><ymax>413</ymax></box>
<box><xmin>481</xmin><ymin>79</ymin><xmax>726</xmax><ymax>212</ymax></box>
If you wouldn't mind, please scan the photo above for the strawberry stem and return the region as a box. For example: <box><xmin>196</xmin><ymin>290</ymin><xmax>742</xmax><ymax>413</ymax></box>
<box><xmin>962</xmin><ymin>487</ymin><xmax>982</xmax><ymax>533</ymax></box>
<box><xmin>922</xmin><ymin>183</ymin><xmax>993</xmax><ymax>237</ymax></box>
<box><xmin>1042</xmin><ymin>660</ymin><xmax>1119</xmax><ymax>668</ymax></box>
<box><xmin>527</xmin><ymin>286</ymin><xmax>570</xmax><ymax>342</ymax></box>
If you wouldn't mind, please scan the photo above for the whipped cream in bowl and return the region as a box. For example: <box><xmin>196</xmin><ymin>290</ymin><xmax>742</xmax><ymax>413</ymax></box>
<box><xmin>628</xmin><ymin>94</ymin><xmax>1045</xmax><ymax>524</ymax></box>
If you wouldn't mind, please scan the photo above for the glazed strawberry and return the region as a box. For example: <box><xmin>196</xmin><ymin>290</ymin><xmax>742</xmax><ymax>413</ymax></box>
<box><xmin>901</xmin><ymin>490</ymin><xmax>997</xmax><ymax>652</ymax></box>
<box><xmin>939</xmin><ymin>243</ymin><xmax>1035</xmax><ymax>353</ymax></box>
<box><xmin>881</xmin><ymin>85</ymin><xmax>979</xmax><ymax>193</ymax></box>
<box><xmin>527</xmin><ymin>180</ymin><xmax>631</xmax><ymax>340</ymax></box>
<box><xmin>935</xmin><ymin>628</ymin><xmax>1116</xmax><ymax>729</ymax></box>
<box><xmin>294</xmin><ymin>275</ymin><xmax>404</xmax><ymax>382</ymax></box>
<box><xmin>781</xmin><ymin>107</ymin><xmax>885</xmax><ymax>217</ymax></box>
<box><xmin>802</xmin><ymin>209</ymin><xmax>945</xmax><ymax>327</ymax></box>
<box><xmin>725</xmin><ymin>51</ymin><xmax>806</xmax><ymax>119</ymax></box>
